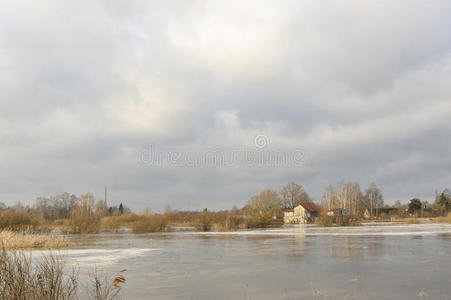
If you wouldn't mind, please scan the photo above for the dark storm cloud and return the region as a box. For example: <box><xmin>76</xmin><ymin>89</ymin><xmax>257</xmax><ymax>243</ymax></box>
<box><xmin>1</xmin><ymin>0</ymin><xmax>451</xmax><ymax>211</ymax></box>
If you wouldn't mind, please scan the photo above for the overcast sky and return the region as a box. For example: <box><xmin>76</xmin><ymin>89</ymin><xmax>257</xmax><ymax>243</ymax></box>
<box><xmin>1</xmin><ymin>0</ymin><xmax>451</xmax><ymax>211</ymax></box>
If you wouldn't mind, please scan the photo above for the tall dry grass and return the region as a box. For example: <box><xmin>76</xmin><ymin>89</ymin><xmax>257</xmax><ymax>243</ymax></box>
<box><xmin>404</xmin><ymin>218</ymin><xmax>420</xmax><ymax>224</ymax></box>
<box><xmin>0</xmin><ymin>248</ymin><xmax>127</xmax><ymax>299</ymax></box>
<box><xmin>88</xmin><ymin>268</ymin><xmax>127</xmax><ymax>300</ymax></box>
<box><xmin>0</xmin><ymin>230</ymin><xmax>70</xmax><ymax>250</ymax></box>
<box><xmin>0</xmin><ymin>248</ymin><xmax>78</xmax><ymax>299</ymax></box>
<box><xmin>436</xmin><ymin>212</ymin><xmax>451</xmax><ymax>223</ymax></box>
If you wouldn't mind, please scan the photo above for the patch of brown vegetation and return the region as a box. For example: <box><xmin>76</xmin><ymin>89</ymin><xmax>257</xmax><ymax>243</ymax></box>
<box><xmin>0</xmin><ymin>230</ymin><xmax>70</xmax><ymax>250</ymax></box>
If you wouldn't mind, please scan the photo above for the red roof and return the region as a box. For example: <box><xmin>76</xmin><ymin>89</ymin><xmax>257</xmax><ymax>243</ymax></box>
<box><xmin>300</xmin><ymin>202</ymin><xmax>321</xmax><ymax>212</ymax></box>
<box><xmin>329</xmin><ymin>208</ymin><xmax>342</xmax><ymax>212</ymax></box>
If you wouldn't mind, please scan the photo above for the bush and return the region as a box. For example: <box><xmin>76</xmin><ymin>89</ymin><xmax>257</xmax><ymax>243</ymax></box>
<box><xmin>69</xmin><ymin>212</ymin><xmax>100</xmax><ymax>234</ymax></box>
<box><xmin>0</xmin><ymin>210</ymin><xmax>42</xmax><ymax>230</ymax></box>
<box><xmin>215</xmin><ymin>211</ymin><xmax>242</xmax><ymax>231</ymax></box>
<box><xmin>244</xmin><ymin>211</ymin><xmax>283</xmax><ymax>228</ymax></box>
<box><xmin>115</xmin><ymin>213</ymin><xmax>140</xmax><ymax>224</ymax></box>
<box><xmin>131</xmin><ymin>215</ymin><xmax>167</xmax><ymax>233</ymax></box>
<box><xmin>335</xmin><ymin>216</ymin><xmax>360</xmax><ymax>226</ymax></box>
<box><xmin>193</xmin><ymin>211</ymin><xmax>214</xmax><ymax>231</ymax></box>
<box><xmin>243</xmin><ymin>189</ymin><xmax>283</xmax><ymax>228</ymax></box>
<box><xmin>101</xmin><ymin>217</ymin><xmax>121</xmax><ymax>233</ymax></box>
<box><xmin>315</xmin><ymin>213</ymin><xmax>333</xmax><ymax>227</ymax></box>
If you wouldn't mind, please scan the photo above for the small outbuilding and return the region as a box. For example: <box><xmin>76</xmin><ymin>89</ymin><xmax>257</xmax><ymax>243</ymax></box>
<box><xmin>327</xmin><ymin>208</ymin><xmax>348</xmax><ymax>217</ymax></box>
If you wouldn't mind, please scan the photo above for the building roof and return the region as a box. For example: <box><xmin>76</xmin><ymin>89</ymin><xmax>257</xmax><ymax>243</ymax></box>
<box><xmin>300</xmin><ymin>202</ymin><xmax>321</xmax><ymax>212</ymax></box>
<box><xmin>329</xmin><ymin>208</ymin><xmax>346</xmax><ymax>212</ymax></box>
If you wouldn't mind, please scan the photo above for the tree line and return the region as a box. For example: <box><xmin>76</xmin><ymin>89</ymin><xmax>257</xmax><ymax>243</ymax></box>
<box><xmin>0</xmin><ymin>184</ymin><xmax>450</xmax><ymax>232</ymax></box>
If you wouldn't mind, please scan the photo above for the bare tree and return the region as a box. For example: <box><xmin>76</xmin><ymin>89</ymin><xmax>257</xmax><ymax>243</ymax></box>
<box><xmin>321</xmin><ymin>182</ymin><xmax>362</xmax><ymax>216</ymax></box>
<box><xmin>35</xmin><ymin>193</ymin><xmax>78</xmax><ymax>220</ymax></box>
<box><xmin>280</xmin><ymin>183</ymin><xmax>311</xmax><ymax>210</ymax></box>
<box><xmin>363</xmin><ymin>183</ymin><xmax>384</xmax><ymax>217</ymax></box>
<box><xmin>69</xmin><ymin>193</ymin><xmax>100</xmax><ymax>233</ymax></box>
<box><xmin>321</xmin><ymin>185</ymin><xmax>339</xmax><ymax>210</ymax></box>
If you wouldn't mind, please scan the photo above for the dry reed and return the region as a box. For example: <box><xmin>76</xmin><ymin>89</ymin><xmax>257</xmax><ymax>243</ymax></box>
<box><xmin>0</xmin><ymin>248</ymin><xmax>78</xmax><ymax>299</ymax></box>
<box><xmin>435</xmin><ymin>212</ymin><xmax>451</xmax><ymax>223</ymax></box>
<box><xmin>0</xmin><ymin>230</ymin><xmax>70</xmax><ymax>250</ymax></box>
<box><xmin>88</xmin><ymin>268</ymin><xmax>127</xmax><ymax>300</ymax></box>
<box><xmin>0</xmin><ymin>248</ymin><xmax>126</xmax><ymax>299</ymax></box>
<box><xmin>404</xmin><ymin>218</ymin><xmax>420</xmax><ymax>224</ymax></box>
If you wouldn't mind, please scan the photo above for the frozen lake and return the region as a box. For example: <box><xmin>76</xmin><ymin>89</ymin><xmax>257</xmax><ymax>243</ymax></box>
<box><xmin>46</xmin><ymin>223</ymin><xmax>451</xmax><ymax>299</ymax></box>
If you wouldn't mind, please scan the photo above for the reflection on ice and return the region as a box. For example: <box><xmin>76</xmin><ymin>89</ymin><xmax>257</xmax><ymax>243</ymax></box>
<box><xmin>31</xmin><ymin>248</ymin><xmax>160</xmax><ymax>266</ymax></box>
<box><xmin>65</xmin><ymin>248</ymin><xmax>160</xmax><ymax>266</ymax></box>
<box><xmin>191</xmin><ymin>223</ymin><xmax>451</xmax><ymax>236</ymax></box>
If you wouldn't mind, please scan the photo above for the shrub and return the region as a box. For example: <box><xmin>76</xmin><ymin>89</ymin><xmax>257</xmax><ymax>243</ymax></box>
<box><xmin>0</xmin><ymin>210</ymin><xmax>42</xmax><ymax>230</ymax></box>
<box><xmin>315</xmin><ymin>213</ymin><xmax>333</xmax><ymax>227</ymax></box>
<box><xmin>131</xmin><ymin>215</ymin><xmax>167</xmax><ymax>233</ymax></box>
<box><xmin>243</xmin><ymin>189</ymin><xmax>283</xmax><ymax>228</ymax></box>
<box><xmin>335</xmin><ymin>216</ymin><xmax>360</xmax><ymax>226</ymax></box>
<box><xmin>101</xmin><ymin>217</ymin><xmax>121</xmax><ymax>233</ymax></box>
<box><xmin>115</xmin><ymin>213</ymin><xmax>140</xmax><ymax>224</ymax></box>
<box><xmin>193</xmin><ymin>211</ymin><xmax>214</xmax><ymax>231</ymax></box>
<box><xmin>215</xmin><ymin>211</ymin><xmax>242</xmax><ymax>231</ymax></box>
<box><xmin>69</xmin><ymin>205</ymin><xmax>100</xmax><ymax>234</ymax></box>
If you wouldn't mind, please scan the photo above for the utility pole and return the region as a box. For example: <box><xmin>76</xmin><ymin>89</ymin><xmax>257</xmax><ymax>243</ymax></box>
<box><xmin>104</xmin><ymin>186</ymin><xmax>107</xmax><ymax>207</ymax></box>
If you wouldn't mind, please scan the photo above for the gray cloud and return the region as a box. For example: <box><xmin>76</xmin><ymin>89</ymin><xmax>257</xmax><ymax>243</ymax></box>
<box><xmin>1</xmin><ymin>0</ymin><xmax>451</xmax><ymax>211</ymax></box>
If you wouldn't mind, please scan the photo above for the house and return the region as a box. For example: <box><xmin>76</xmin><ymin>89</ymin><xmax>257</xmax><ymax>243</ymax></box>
<box><xmin>327</xmin><ymin>208</ymin><xmax>348</xmax><ymax>217</ymax></box>
<box><xmin>284</xmin><ymin>203</ymin><xmax>321</xmax><ymax>224</ymax></box>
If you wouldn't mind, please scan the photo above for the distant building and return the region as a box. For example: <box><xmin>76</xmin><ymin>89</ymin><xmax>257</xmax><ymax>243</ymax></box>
<box><xmin>327</xmin><ymin>208</ymin><xmax>348</xmax><ymax>217</ymax></box>
<box><xmin>284</xmin><ymin>203</ymin><xmax>321</xmax><ymax>224</ymax></box>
